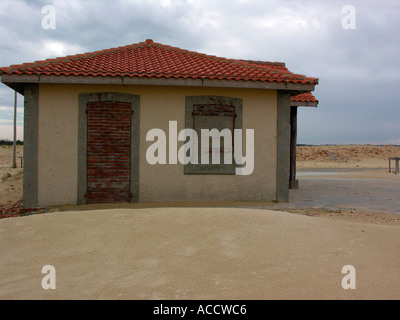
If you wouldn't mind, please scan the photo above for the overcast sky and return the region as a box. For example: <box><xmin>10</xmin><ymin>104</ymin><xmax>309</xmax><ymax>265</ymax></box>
<box><xmin>0</xmin><ymin>0</ymin><xmax>399</xmax><ymax>144</ymax></box>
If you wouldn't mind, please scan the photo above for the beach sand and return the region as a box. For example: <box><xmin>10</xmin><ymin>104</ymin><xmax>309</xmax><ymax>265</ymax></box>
<box><xmin>0</xmin><ymin>145</ymin><xmax>23</xmax><ymax>210</ymax></box>
<box><xmin>0</xmin><ymin>145</ymin><xmax>399</xmax><ymax>300</ymax></box>
<box><xmin>297</xmin><ymin>144</ymin><xmax>400</xmax><ymax>169</ymax></box>
<box><xmin>1</xmin><ymin>207</ymin><xmax>399</xmax><ymax>300</ymax></box>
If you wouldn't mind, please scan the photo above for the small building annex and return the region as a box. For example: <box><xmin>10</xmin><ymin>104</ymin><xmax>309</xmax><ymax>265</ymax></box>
<box><xmin>0</xmin><ymin>39</ymin><xmax>319</xmax><ymax>208</ymax></box>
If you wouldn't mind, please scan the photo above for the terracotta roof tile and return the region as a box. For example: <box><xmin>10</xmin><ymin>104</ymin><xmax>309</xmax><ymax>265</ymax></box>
<box><xmin>291</xmin><ymin>92</ymin><xmax>318</xmax><ymax>103</ymax></box>
<box><xmin>0</xmin><ymin>39</ymin><xmax>319</xmax><ymax>85</ymax></box>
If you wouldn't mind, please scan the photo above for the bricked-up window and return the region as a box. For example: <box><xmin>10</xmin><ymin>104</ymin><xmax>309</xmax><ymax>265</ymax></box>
<box><xmin>86</xmin><ymin>101</ymin><xmax>132</xmax><ymax>204</ymax></box>
<box><xmin>185</xmin><ymin>96</ymin><xmax>242</xmax><ymax>174</ymax></box>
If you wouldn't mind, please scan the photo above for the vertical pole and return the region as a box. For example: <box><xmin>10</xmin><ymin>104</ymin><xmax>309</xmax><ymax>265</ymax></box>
<box><xmin>289</xmin><ymin>107</ymin><xmax>298</xmax><ymax>189</ymax></box>
<box><xmin>12</xmin><ymin>91</ymin><xmax>17</xmax><ymax>168</ymax></box>
<box><xmin>276</xmin><ymin>91</ymin><xmax>291</xmax><ymax>202</ymax></box>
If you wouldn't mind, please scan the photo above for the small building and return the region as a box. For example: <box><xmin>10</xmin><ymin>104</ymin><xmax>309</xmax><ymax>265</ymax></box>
<box><xmin>0</xmin><ymin>39</ymin><xmax>318</xmax><ymax>208</ymax></box>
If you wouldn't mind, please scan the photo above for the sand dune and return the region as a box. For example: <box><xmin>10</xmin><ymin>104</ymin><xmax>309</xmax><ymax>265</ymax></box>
<box><xmin>297</xmin><ymin>145</ymin><xmax>400</xmax><ymax>168</ymax></box>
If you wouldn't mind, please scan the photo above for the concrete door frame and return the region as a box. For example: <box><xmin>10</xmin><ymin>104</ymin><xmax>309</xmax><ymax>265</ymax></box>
<box><xmin>77</xmin><ymin>92</ymin><xmax>140</xmax><ymax>205</ymax></box>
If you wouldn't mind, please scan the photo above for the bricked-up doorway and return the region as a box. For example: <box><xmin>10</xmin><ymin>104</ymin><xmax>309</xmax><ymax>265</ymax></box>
<box><xmin>78</xmin><ymin>93</ymin><xmax>140</xmax><ymax>205</ymax></box>
<box><xmin>86</xmin><ymin>101</ymin><xmax>132</xmax><ymax>204</ymax></box>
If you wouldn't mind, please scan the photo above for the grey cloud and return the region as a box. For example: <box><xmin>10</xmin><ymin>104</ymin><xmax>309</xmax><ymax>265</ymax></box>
<box><xmin>0</xmin><ymin>0</ymin><xmax>399</xmax><ymax>143</ymax></box>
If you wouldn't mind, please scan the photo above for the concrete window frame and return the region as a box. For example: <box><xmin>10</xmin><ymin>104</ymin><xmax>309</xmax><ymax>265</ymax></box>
<box><xmin>184</xmin><ymin>95</ymin><xmax>242</xmax><ymax>175</ymax></box>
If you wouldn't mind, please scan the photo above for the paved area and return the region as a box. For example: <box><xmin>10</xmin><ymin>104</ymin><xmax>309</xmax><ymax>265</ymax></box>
<box><xmin>57</xmin><ymin>168</ymin><xmax>400</xmax><ymax>216</ymax></box>
<box><xmin>273</xmin><ymin>169</ymin><xmax>400</xmax><ymax>214</ymax></box>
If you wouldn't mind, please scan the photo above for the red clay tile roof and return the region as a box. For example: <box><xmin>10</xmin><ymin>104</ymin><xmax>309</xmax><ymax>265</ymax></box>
<box><xmin>236</xmin><ymin>59</ymin><xmax>291</xmax><ymax>72</ymax></box>
<box><xmin>237</xmin><ymin>60</ymin><xmax>318</xmax><ymax>103</ymax></box>
<box><xmin>291</xmin><ymin>92</ymin><xmax>318</xmax><ymax>103</ymax></box>
<box><xmin>0</xmin><ymin>39</ymin><xmax>319</xmax><ymax>85</ymax></box>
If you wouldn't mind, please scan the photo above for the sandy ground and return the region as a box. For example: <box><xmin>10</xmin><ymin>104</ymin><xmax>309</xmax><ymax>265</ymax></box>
<box><xmin>1</xmin><ymin>207</ymin><xmax>399</xmax><ymax>300</ymax></box>
<box><xmin>0</xmin><ymin>145</ymin><xmax>399</xmax><ymax>300</ymax></box>
<box><xmin>0</xmin><ymin>145</ymin><xmax>23</xmax><ymax>211</ymax></box>
<box><xmin>297</xmin><ymin>144</ymin><xmax>400</xmax><ymax>169</ymax></box>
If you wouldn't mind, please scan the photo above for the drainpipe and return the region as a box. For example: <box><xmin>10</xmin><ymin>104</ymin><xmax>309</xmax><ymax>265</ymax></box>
<box><xmin>12</xmin><ymin>90</ymin><xmax>17</xmax><ymax>168</ymax></box>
